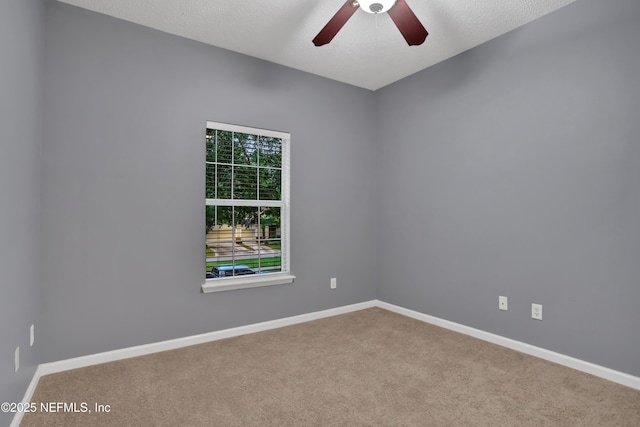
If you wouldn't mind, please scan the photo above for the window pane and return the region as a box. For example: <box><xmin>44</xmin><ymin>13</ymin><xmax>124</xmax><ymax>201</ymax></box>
<box><xmin>234</xmin><ymin>133</ymin><xmax>258</xmax><ymax>166</ymax></box>
<box><xmin>259</xmin><ymin>136</ymin><xmax>282</xmax><ymax>168</ymax></box>
<box><xmin>205</xmin><ymin>205</ymin><xmax>217</xmax><ymax>236</ymax></box>
<box><xmin>206</xmin><ymin>129</ymin><xmax>216</xmax><ymax>162</ymax></box>
<box><xmin>206</xmin><ymin>206</ymin><xmax>233</xmax><ymax>257</ymax></box>
<box><xmin>217</xmin><ymin>131</ymin><xmax>233</xmax><ymax>164</ymax></box>
<box><xmin>256</xmin><ymin>207</ymin><xmax>282</xmax><ymax>274</ymax></box>
<box><xmin>233</xmin><ymin>166</ymin><xmax>257</xmax><ymax>200</ymax></box>
<box><xmin>206</xmin><ymin>206</ymin><xmax>234</xmax><ymax>277</ymax></box>
<box><xmin>234</xmin><ymin>206</ymin><xmax>259</xmax><ymax>230</ymax></box>
<box><xmin>216</xmin><ymin>164</ymin><xmax>232</xmax><ymax>199</ymax></box>
<box><xmin>205</xmin><ymin>163</ymin><xmax>216</xmax><ymax>199</ymax></box>
<box><xmin>208</xmin><ymin>206</ymin><xmax>232</xmax><ymax>229</ymax></box>
<box><xmin>259</xmin><ymin>168</ymin><xmax>281</xmax><ymax>200</ymax></box>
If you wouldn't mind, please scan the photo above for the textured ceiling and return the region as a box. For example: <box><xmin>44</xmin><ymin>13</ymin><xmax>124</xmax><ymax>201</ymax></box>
<box><xmin>57</xmin><ymin>0</ymin><xmax>575</xmax><ymax>91</ymax></box>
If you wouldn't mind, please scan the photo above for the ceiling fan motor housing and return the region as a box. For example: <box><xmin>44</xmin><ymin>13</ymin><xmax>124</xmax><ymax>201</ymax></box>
<box><xmin>357</xmin><ymin>0</ymin><xmax>397</xmax><ymax>14</ymax></box>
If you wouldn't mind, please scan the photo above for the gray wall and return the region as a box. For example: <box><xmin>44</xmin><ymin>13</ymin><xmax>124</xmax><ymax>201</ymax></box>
<box><xmin>0</xmin><ymin>0</ymin><xmax>44</xmax><ymax>423</ymax></box>
<box><xmin>376</xmin><ymin>0</ymin><xmax>640</xmax><ymax>376</ymax></box>
<box><xmin>5</xmin><ymin>0</ymin><xmax>639</xmax><ymax>403</ymax></box>
<box><xmin>40</xmin><ymin>1</ymin><xmax>378</xmax><ymax>362</ymax></box>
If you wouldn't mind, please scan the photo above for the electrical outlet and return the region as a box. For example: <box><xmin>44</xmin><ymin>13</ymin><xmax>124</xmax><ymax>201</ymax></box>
<box><xmin>15</xmin><ymin>347</ymin><xmax>20</xmax><ymax>372</ymax></box>
<box><xmin>532</xmin><ymin>303</ymin><xmax>542</xmax><ymax>320</ymax></box>
<box><xmin>499</xmin><ymin>296</ymin><xmax>508</xmax><ymax>311</ymax></box>
<box><xmin>30</xmin><ymin>324</ymin><xmax>35</xmax><ymax>347</ymax></box>
<box><xmin>330</xmin><ymin>278</ymin><xmax>336</xmax><ymax>289</ymax></box>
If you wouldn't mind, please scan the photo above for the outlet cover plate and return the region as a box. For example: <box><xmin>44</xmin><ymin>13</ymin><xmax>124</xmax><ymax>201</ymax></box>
<box><xmin>499</xmin><ymin>296</ymin><xmax>508</xmax><ymax>311</ymax></box>
<box><xmin>532</xmin><ymin>303</ymin><xmax>542</xmax><ymax>320</ymax></box>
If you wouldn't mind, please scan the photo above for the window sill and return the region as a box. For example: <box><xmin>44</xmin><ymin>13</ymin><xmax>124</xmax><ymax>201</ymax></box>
<box><xmin>201</xmin><ymin>274</ymin><xmax>295</xmax><ymax>294</ymax></box>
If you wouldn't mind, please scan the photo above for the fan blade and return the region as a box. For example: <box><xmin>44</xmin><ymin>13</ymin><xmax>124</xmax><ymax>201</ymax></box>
<box><xmin>313</xmin><ymin>1</ymin><xmax>360</xmax><ymax>46</ymax></box>
<box><xmin>388</xmin><ymin>0</ymin><xmax>428</xmax><ymax>46</ymax></box>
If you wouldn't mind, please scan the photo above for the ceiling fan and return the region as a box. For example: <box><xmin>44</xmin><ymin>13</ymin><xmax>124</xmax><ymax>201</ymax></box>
<box><xmin>313</xmin><ymin>0</ymin><xmax>428</xmax><ymax>47</ymax></box>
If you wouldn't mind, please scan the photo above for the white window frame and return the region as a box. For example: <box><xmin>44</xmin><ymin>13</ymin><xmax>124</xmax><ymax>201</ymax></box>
<box><xmin>202</xmin><ymin>121</ymin><xmax>294</xmax><ymax>293</ymax></box>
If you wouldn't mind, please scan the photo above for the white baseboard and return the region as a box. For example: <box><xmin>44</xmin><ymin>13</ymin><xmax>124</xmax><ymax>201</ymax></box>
<box><xmin>37</xmin><ymin>300</ymin><xmax>377</xmax><ymax>376</ymax></box>
<box><xmin>375</xmin><ymin>300</ymin><xmax>640</xmax><ymax>391</ymax></box>
<box><xmin>10</xmin><ymin>365</ymin><xmax>43</xmax><ymax>427</ymax></box>
<box><xmin>13</xmin><ymin>298</ymin><xmax>639</xmax><ymax>426</ymax></box>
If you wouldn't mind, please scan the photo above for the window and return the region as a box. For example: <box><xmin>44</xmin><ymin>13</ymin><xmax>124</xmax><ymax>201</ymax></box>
<box><xmin>202</xmin><ymin>122</ymin><xmax>294</xmax><ymax>293</ymax></box>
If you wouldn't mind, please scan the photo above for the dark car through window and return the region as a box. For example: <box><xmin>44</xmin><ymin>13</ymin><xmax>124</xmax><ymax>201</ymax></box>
<box><xmin>207</xmin><ymin>265</ymin><xmax>256</xmax><ymax>278</ymax></box>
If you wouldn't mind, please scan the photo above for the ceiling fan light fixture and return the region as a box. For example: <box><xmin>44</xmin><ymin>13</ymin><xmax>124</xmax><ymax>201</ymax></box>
<box><xmin>313</xmin><ymin>0</ymin><xmax>427</xmax><ymax>47</ymax></box>
<box><xmin>358</xmin><ymin>0</ymin><xmax>396</xmax><ymax>14</ymax></box>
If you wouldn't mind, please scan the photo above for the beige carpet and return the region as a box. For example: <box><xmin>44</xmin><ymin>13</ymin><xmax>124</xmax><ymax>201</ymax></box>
<box><xmin>21</xmin><ymin>308</ymin><xmax>640</xmax><ymax>426</ymax></box>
